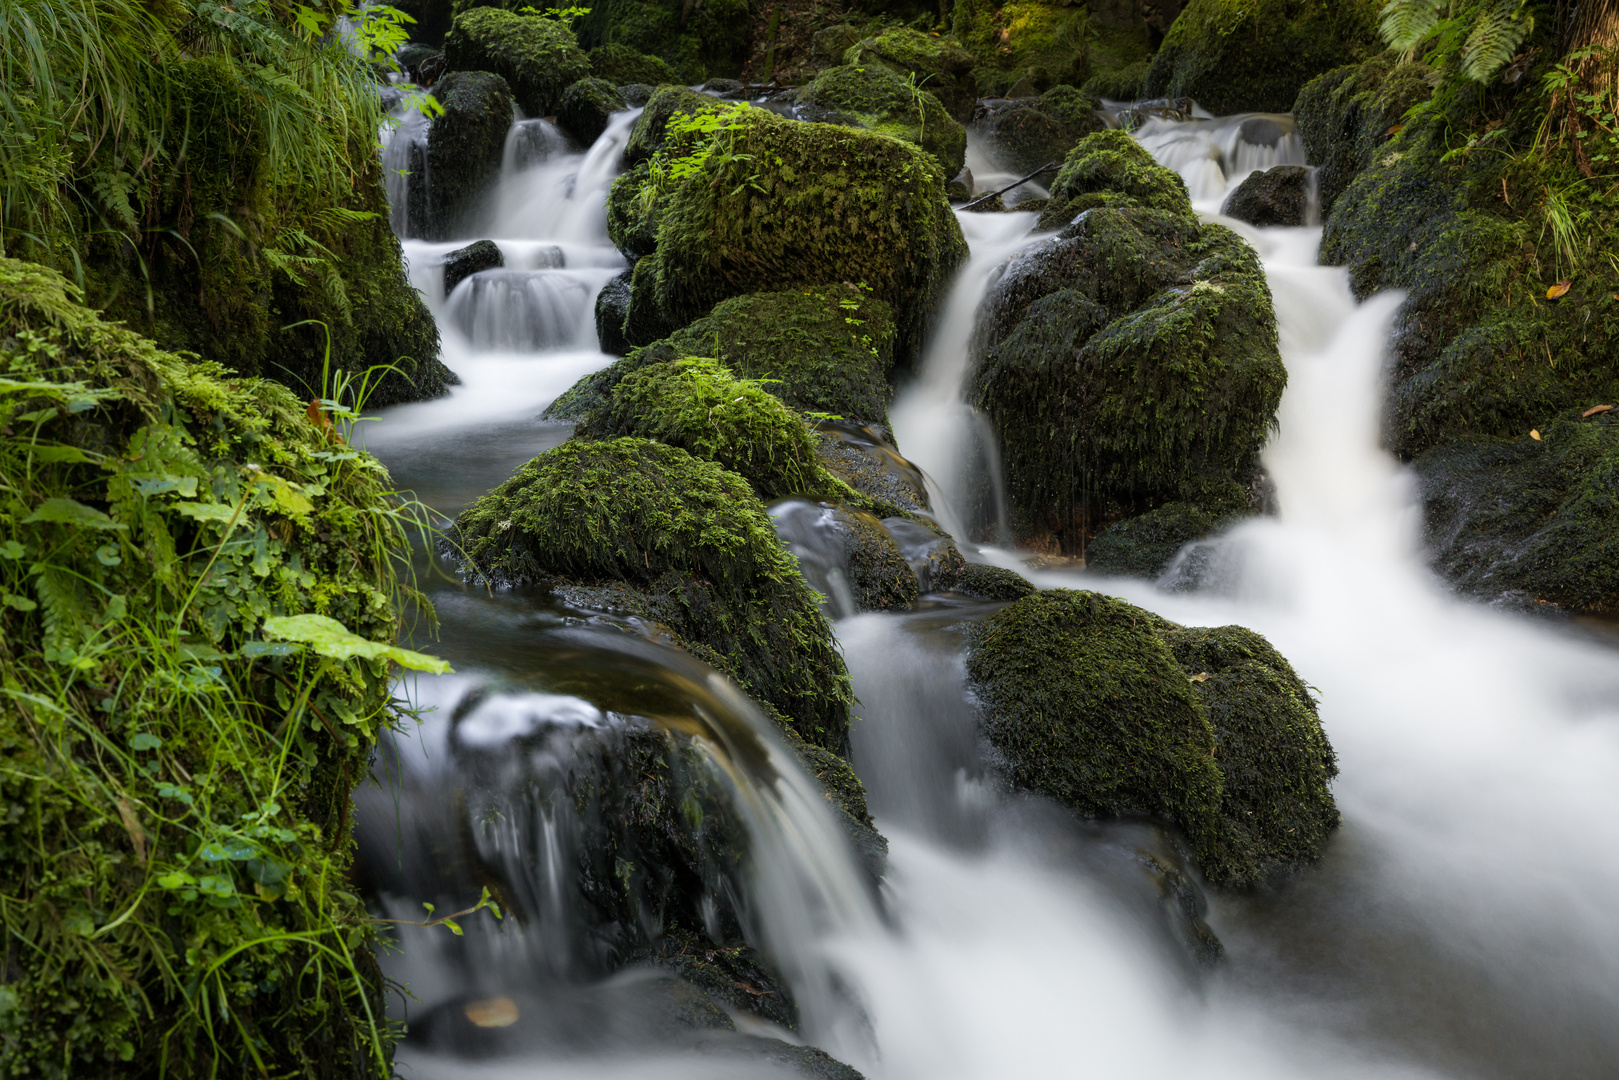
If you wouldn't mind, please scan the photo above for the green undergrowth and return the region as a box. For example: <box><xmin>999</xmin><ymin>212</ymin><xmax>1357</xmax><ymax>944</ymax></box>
<box><xmin>0</xmin><ymin>259</ymin><xmax>446</xmax><ymax>1076</ymax></box>
<box><xmin>588</xmin><ymin>43</ymin><xmax>681</xmax><ymax>86</ymax></box>
<box><xmin>447</xmin><ymin>438</ymin><xmax>855</xmax><ymax>753</ymax></box>
<box><xmin>952</xmin><ymin>0</ymin><xmax>1094</xmax><ymax>97</ymax></box>
<box><xmin>574</xmin><ymin>0</ymin><xmax>750</xmax><ymax>82</ymax></box>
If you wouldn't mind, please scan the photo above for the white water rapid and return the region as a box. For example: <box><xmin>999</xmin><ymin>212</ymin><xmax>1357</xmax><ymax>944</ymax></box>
<box><xmin>360</xmin><ymin>98</ymin><xmax>1619</xmax><ymax>1080</ymax></box>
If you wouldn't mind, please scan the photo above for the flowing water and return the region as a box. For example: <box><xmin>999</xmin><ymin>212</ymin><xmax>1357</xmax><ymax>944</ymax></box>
<box><xmin>358</xmin><ymin>102</ymin><xmax>1619</xmax><ymax>1079</ymax></box>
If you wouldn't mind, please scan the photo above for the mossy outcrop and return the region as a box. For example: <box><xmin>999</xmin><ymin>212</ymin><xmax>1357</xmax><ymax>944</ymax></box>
<box><xmin>976</xmin><ymin>131</ymin><xmax>1283</xmax><ymax>553</ymax></box>
<box><xmin>1292</xmin><ymin>55</ymin><xmax>1433</xmax><ymax>219</ymax></box>
<box><xmin>575</xmin><ymin>0</ymin><xmax>751</xmax><ymax>83</ymax></box>
<box><xmin>954</xmin><ymin>0</ymin><xmax>1107</xmax><ymax>98</ymax></box>
<box><xmin>444</xmin><ymin>8</ymin><xmax>591</xmax><ymax>117</ymax></box>
<box><xmin>558</xmin><ymin>76</ymin><xmax>628</xmax><ymax>147</ymax></box>
<box><xmin>607</xmin><ymin>91</ymin><xmax>967</xmax><ymax>363</ymax></box>
<box><xmin>589</xmin><ymin>42</ymin><xmax>681</xmax><ymax>86</ymax></box>
<box><xmin>796</xmin><ymin>64</ymin><xmax>968</xmax><ymax>175</ymax></box>
<box><xmin>448</xmin><ymin>438</ymin><xmax>855</xmax><ymax>753</ymax></box>
<box><xmin>406</xmin><ymin>70</ymin><xmax>515</xmax><ymax>240</ymax></box>
<box><xmin>1415</xmin><ymin>411</ymin><xmax>1619</xmax><ymax>614</ymax></box>
<box><xmin>953</xmin><ymin>563</ymin><xmax>1038</xmax><ymax>600</ymax></box>
<box><xmin>1141</xmin><ymin>0</ymin><xmax>1382</xmax><ymax>115</ymax></box>
<box><xmin>0</xmin><ymin>259</ymin><xmax>437</xmax><ymax>1075</ymax></box>
<box><xmin>842</xmin><ymin>27</ymin><xmax>979</xmax><ymax>122</ymax></box>
<box><xmin>966</xmin><ymin>590</ymin><xmax>1339</xmax><ymax>885</ymax></box>
<box><xmin>974</xmin><ymin>85</ymin><xmax>1108</xmax><ymax>176</ymax></box>
<box><xmin>1085</xmin><ymin>484</ymin><xmax>1248</xmax><ymax>578</ymax></box>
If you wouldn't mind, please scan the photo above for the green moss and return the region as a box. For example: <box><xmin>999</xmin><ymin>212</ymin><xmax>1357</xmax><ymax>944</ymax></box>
<box><xmin>952</xmin><ymin>0</ymin><xmax>1092</xmax><ymax>98</ymax></box>
<box><xmin>448</xmin><ymin>438</ymin><xmax>855</xmax><ymax>752</ymax></box>
<box><xmin>615</xmin><ymin>98</ymin><xmax>967</xmax><ymax>363</ymax></box>
<box><xmin>622</xmin><ymin>85</ymin><xmax>729</xmax><ymax>166</ymax></box>
<box><xmin>838</xmin><ymin>507</ymin><xmax>922</xmax><ymax>612</ymax></box>
<box><xmin>589</xmin><ymin>42</ymin><xmax>681</xmax><ymax>85</ymax></box>
<box><xmin>953</xmin><ymin>563</ymin><xmax>1037</xmax><ymax>600</ymax></box>
<box><xmin>558</xmin><ymin>76</ymin><xmax>628</xmax><ymax>146</ymax></box>
<box><xmin>1086</xmin><ymin>481</ymin><xmax>1249</xmax><ymax>578</ymax></box>
<box><xmin>796</xmin><ymin>64</ymin><xmax>968</xmax><ymax>175</ymax></box>
<box><xmin>977</xmin><ymin>146</ymin><xmax>1282</xmax><ymax>549</ymax></box>
<box><xmin>444</xmin><ymin>8</ymin><xmax>590</xmax><ymax>116</ymax></box>
<box><xmin>0</xmin><ymin>258</ymin><xmax>428</xmax><ymax>1076</ymax></box>
<box><xmin>409</xmin><ymin>70</ymin><xmax>515</xmax><ymax>240</ymax></box>
<box><xmin>976</xmin><ymin>89</ymin><xmax>1107</xmax><ymax>176</ymax></box>
<box><xmin>575</xmin><ymin>0</ymin><xmax>750</xmax><ymax>82</ymax></box>
<box><xmin>1161</xmin><ymin>625</ymin><xmax>1340</xmax><ymax>886</ymax></box>
<box><xmin>965</xmin><ymin>590</ymin><xmax>1227</xmax><ymax>863</ymax></box>
<box><xmin>1141</xmin><ymin>0</ymin><xmax>1383</xmax><ymax>115</ymax></box>
<box><xmin>843</xmin><ymin>26</ymin><xmax>979</xmax><ymax>121</ymax></box>
<box><xmin>1080</xmin><ymin>59</ymin><xmax>1149</xmax><ymax>101</ymax></box>
<box><xmin>1293</xmin><ymin>56</ymin><xmax>1433</xmax><ymax>218</ymax></box>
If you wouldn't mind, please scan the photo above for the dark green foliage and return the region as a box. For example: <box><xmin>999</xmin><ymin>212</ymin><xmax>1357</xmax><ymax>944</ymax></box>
<box><xmin>0</xmin><ymin>259</ymin><xmax>433</xmax><ymax>1076</ymax></box>
<box><xmin>444</xmin><ymin>7</ymin><xmax>590</xmax><ymax>116</ymax></box>
<box><xmin>393</xmin><ymin>0</ymin><xmax>456</xmax><ymax>46</ymax></box>
<box><xmin>977</xmin><ymin>132</ymin><xmax>1283</xmax><ymax>552</ymax></box>
<box><xmin>843</xmin><ymin>27</ymin><xmax>980</xmax><ymax>122</ymax></box>
<box><xmin>1416</xmin><ymin>411</ymin><xmax>1619</xmax><ymax>614</ymax></box>
<box><xmin>408</xmin><ymin>71</ymin><xmax>515</xmax><ymax>240</ymax></box>
<box><xmin>589</xmin><ymin>42</ymin><xmax>680</xmax><ymax>86</ymax></box>
<box><xmin>1142</xmin><ymin>0</ymin><xmax>1383</xmax><ymax>114</ymax></box>
<box><xmin>575</xmin><ymin>0</ymin><xmax>751</xmax><ymax>83</ymax></box>
<box><xmin>953</xmin><ymin>563</ymin><xmax>1037</xmax><ymax>601</ymax></box>
<box><xmin>441</xmin><ymin>238</ymin><xmax>505</xmax><ymax>296</ymax></box>
<box><xmin>1161</xmin><ymin>625</ymin><xmax>1341</xmax><ymax>885</ymax></box>
<box><xmin>975</xmin><ymin>87</ymin><xmax>1107</xmax><ymax>176</ymax></box>
<box><xmin>1086</xmin><ymin>482</ymin><xmax>1249</xmax><ymax>577</ymax></box>
<box><xmin>1293</xmin><ymin>56</ymin><xmax>1434</xmax><ymax>217</ymax></box>
<box><xmin>612</xmin><ymin>95</ymin><xmax>967</xmax><ymax>364</ymax></box>
<box><xmin>966</xmin><ymin>590</ymin><xmax>1227</xmax><ymax>863</ymax></box>
<box><xmin>952</xmin><ymin>0</ymin><xmax>1101</xmax><ymax>99</ymax></box>
<box><xmin>795</xmin><ymin>65</ymin><xmax>968</xmax><ymax>175</ymax></box>
<box><xmin>448</xmin><ymin>439</ymin><xmax>855</xmax><ymax>752</ymax></box>
<box><xmin>966</xmin><ymin>590</ymin><xmax>1340</xmax><ymax>885</ymax></box>
<box><xmin>558</xmin><ymin>77</ymin><xmax>628</xmax><ymax>147</ymax></box>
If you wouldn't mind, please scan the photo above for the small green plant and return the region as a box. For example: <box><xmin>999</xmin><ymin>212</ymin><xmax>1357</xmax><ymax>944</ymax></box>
<box><xmin>1377</xmin><ymin>0</ymin><xmax>1535</xmax><ymax>83</ymax></box>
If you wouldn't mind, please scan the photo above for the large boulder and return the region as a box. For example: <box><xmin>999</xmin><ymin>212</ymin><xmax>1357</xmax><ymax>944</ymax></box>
<box><xmin>1142</xmin><ymin>0</ymin><xmax>1382</xmax><ymax>115</ymax></box>
<box><xmin>444</xmin><ymin>8</ymin><xmax>590</xmax><ymax>117</ymax></box>
<box><xmin>977</xmin><ymin>131</ymin><xmax>1283</xmax><ymax>552</ymax></box>
<box><xmin>1416</xmin><ymin>411</ymin><xmax>1619</xmax><ymax>614</ymax></box>
<box><xmin>842</xmin><ymin>27</ymin><xmax>979</xmax><ymax>122</ymax></box>
<box><xmin>812</xmin><ymin>24</ymin><xmax>862</xmax><ymax>70</ymax></box>
<box><xmin>1221</xmin><ymin>164</ymin><xmax>1311</xmax><ymax>227</ymax></box>
<box><xmin>574</xmin><ymin>0</ymin><xmax>750</xmax><ymax>83</ymax></box>
<box><xmin>407</xmin><ymin>70</ymin><xmax>513</xmax><ymax>240</ymax></box>
<box><xmin>557</xmin><ymin>76</ymin><xmax>627</xmax><ymax>147</ymax></box>
<box><xmin>607</xmin><ymin>90</ymin><xmax>967</xmax><ymax>363</ymax></box>
<box><xmin>952</xmin><ymin>0</ymin><xmax>1097</xmax><ymax>98</ymax></box>
<box><xmin>966</xmin><ymin>590</ymin><xmax>1339</xmax><ymax>886</ymax></box>
<box><xmin>795</xmin><ymin>64</ymin><xmax>967</xmax><ymax>175</ymax></box>
<box><xmin>588</xmin><ymin>42</ymin><xmax>680</xmax><ymax>86</ymax></box>
<box><xmin>448</xmin><ymin>438</ymin><xmax>855</xmax><ymax>754</ymax></box>
<box><xmin>974</xmin><ymin>85</ymin><xmax>1108</xmax><ymax>176</ymax></box>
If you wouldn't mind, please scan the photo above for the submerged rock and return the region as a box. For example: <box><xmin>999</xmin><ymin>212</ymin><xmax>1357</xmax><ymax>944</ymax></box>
<box><xmin>1221</xmin><ymin>164</ymin><xmax>1311</xmax><ymax>227</ymax></box>
<box><xmin>974</xmin><ymin>86</ymin><xmax>1107</xmax><ymax>176</ymax></box>
<box><xmin>979</xmin><ymin>131</ymin><xmax>1283</xmax><ymax>553</ymax></box>
<box><xmin>558</xmin><ymin>76</ymin><xmax>627</xmax><ymax>146</ymax></box>
<box><xmin>441</xmin><ymin>238</ymin><xmax>504</xmax><ymax>295</ymax></box>
<box><xmin>444</xmin><ymin>7</ymin><xmax>590</xmax><ymax>117</ymax></box>
<box><xmin>795</xmin><ymin>64</ymin><xmax>967</xmax><ymax>175</ymax></box>
<box><xmin>408</xmin><ymin>71</ymin><xmax>514</xmax><ymax>240</ymax></box>
<box><xmin>965</xmin><ymin>589</ymin><xmax>1339</xmax><ymax>886</ymax></box>
<box><xmin>1141</xmin><ymin>0</ymin><xmax>1382</xmax><ymax>115</ymax></box>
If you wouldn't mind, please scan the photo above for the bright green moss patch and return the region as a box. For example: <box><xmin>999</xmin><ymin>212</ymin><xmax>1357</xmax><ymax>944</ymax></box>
<box><xmin>0</xmin><ymin>259</ymin><xmax>435</xmax><ymax>1076</ymax></box>
<box><xmin>444</xmin><ymin>7</ymin><xmax>590</xmax><ymax>116</ymax></box>
<box><xmin>1036</xmin><ymin>129</ymin><xmax>1194</xmax><ymax>229</ymax></box>
<box><xmin>796</xmin><ymin>64</ymin><xmax>967</xmax><ymax>175</ymax></box>
<box><xmin>448</xmin><ymin>438</ymin><xmax>854</xmax><ymax>752</ymax></box>
<box><xmin>842</xmin><ymin>27</ymin><xmax>979</xmax><ymax>121</ymax></box>
<box><xmin>589</xmin><ymin>42</ymin><xmax>681</xmax><ymax>86</ymax></box>
<box><xmin>952</xmin><ymin>0</ymin><xmax>1094</xmax><ymax>97</ymax></box>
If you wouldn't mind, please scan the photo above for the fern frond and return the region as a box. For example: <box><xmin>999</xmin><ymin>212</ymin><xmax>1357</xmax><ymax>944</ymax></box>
<box><xmin>1461</xmin><ymin>0</ymin><xmax>1533</xmax><ymax>82</ymax></box>
<box><xmin>1379</xmin><ymin>0</ymin><xmax>1446</xmax><ymax>51</ymax></box>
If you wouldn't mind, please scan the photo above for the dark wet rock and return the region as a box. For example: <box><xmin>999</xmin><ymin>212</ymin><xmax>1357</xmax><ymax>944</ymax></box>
<box><xmin>589</xmin><ymin>42</ymin><xmax>680</xmax><ymax>87</ymax></box>
<box><xmin>963</xmin><ymin>193</ymin><xmax>1008</xmax><ymax>213</ymax></box>
<box><xmin>816</xmin><ymin>422</ymin><xmax>930</xmax><ymax>514</ymax></box>
<box><xmin>1141</xmin><ymin>0</ymin><xmax>1382</xmax><ymax>115</ymax></box>
<box><xmin>609</xmin><ymin>87</ymin><xmax>966</xmax><ymax>364</ymax></box>
<box><xmin>595</xmin><ymin>268</ymin><xmax>633</xmax><ymax>356</ymax></box>
<box><xmin>392</xmin><ymin>0</ymin><xmax>454</xmax><ymax>47</ymax></box>
<box><xmin>947</xmin><ymin>165</ymin><xmax>974</xmax><ymax>202</ymax></box>
<box><xmin>441</xmin><ymin>238</ymin><xmax>504</xmax><ymax>296</ymax></box>
<box><xmin>771</xmin><ymin>500</ymin><xmax>920</xmax><ymax>617</ymax></box>
<box><xmin>701</xmin><ymin>77</ymin><xmax>746</xmax><ymax>97</ymax></box>
<box><xmin>965</xmin><ymin>589</ymin><xmax>1339</xmax><ymax>886</ymax></box>
<box><xmin>407</xmin><ymin>71</ymin><xmax>513</xmax><ymax>240</ymax></box>
<box><xmin>980</xmin><ymin>131</ymin><xmax>1284</xmax><ymax>554</ymax></box>
<box><xmin>619</xmin><ymin>83</ymin><xmax>655</xmax><ymax>108</ymax></box>
<box><xmin>558</xmin><ymin>76</ymin><xmax>627</xmax><ymax>146</ymax></box>
<box><xmin>1221</xmin><ymin>165</ymin><xmax>1310</xmax><ymax>227</ymax></box>
<box><xmin>974</xmin><ymin>86</ymin><xmax>1107</xmax><ymax>176</ymax></box>
<box><xmin>843</xmin><ymin>26</ymin><xmax>978</xmax><ymax>122</ymax></box>
<box><xmin>1415</xmin><ymin>411</ymin><xmax>1619</xmax><ymax>615</ymax></box>
<box><xmin>795</xmin><ymin>64</ymin><xmax>967</xmax><ymax>175</ymax></box>
<box><xmin>1086</xmin><ymin>485</ymin><xmax>1249</xmax><ymax>578</ymax></box>
<box><xmin>812</xmin><ymin>24</ymin><xmax>862</xmax><ymax>69</ymax></box>
<box><xmin>952</xmin><ymin>563</ymin><xmax>1037</xmax><ymax>601</ymax></box>
<box><xmin>444</xmin><ymin>7</ymin><xmax>590</xmax><ymax>117</ymax></box>
<box><xmin>881</xmin><ymin>517</ymin><xmax>969</xmax><ymax>593</ymax></box>
<box><xmin>396</xmin><ymin>42</ymin><xmax>441</xmax><ymax>77</ymax></box>
<box><xmin>1294</xmin><ymin>56</ymin><xmax>1432</xmax><ymax>218</ymax></box>
<box><xmin>1108</xmin><ymin>95</ymin><xmax>1198</xmax><ymax>130</ymax></box>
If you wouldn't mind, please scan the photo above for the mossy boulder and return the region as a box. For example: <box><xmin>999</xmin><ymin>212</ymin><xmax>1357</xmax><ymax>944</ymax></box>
<box><xmin>608</xmin><ymin>92</ymin><xmax>967</xmax><ymax>363</ymax></box>
<box><xmin>1221</xmin><ymin>164</ymin><xmax>1311</xmax><ymax>227</ymax></box>
<box><xmin>842</xmin><ymin>27</ymin><xmax>979</xmax><ymax>122</ymax></box>
<box><xmin>953</xmin><ymin>563</ymin><xmax>1038</xmax><ymax>600</ymax></box>
<box><xmin>812</xmin><ymin>24</ymin><xmax>863</xmax><ymax>69</ymax></box>
<box><xmin>589</xmin><ymin>42</ymin><xmax>681</xmax><ymax>86</ymax></box>
<box><xmin>575</xmin><ymin>0</ymin><xmax>751</xmax><ymax>83</ymax></box>
<box><xmin>976</xmin><ymin>131</ymin><xmax>1284</xmax><ymax>552</ymax></box>
<box><xmin>955</xmin><ymin>0</ymin><xmax>1145</xmax><ymax>99</ymax></box>
<box><xmin>441</xmin><ymin>238</ymin><xmax>504</xmax><ymax>295</ymax></box>
<box><xmin>1293</xmin><ymin>56</ymin><xmax>1433</xmax><ymax>218</ymax></box>
<box><xmin>966</xmin><ymin>590</ymin><xmax>1339</xmax><ymax>885</ymax></box>
<box><xmin>558</xmin><ymin>76</ymin><xmax>628</xmax><ymax>146</ymax></box>
<box><xmin>1415</xmin><ymin>411</ymin><xmax>1619</xmax><ymax>614</ymax></box>
<box><xmin>974</xmin><ymin>86</ymin><xmax>1107</xmax><ymax>176</ymax></box>
<box><xmin>1141</xmin><ymin>0</ymin><xmax>1382</xmax><ymax>115</ymax></box>
<box><xmin>622</xmin><ymin>85</ymin><xmax>728</xmax><ymax>166</ymax></box>
<box><xmin>448</xmin><ymin>438</ymin><xmax>855</xmax><ymax>753</ymax></box>
<box><xmin>795</xmin><ymin>64</ymin><xmax>968</xmax><ymax>175</ymax></box>
<box><xmin>407</xmin><ymin>70</ymin><xmax>514</xmax><ymax>240</ymax></box>
<box><xmin>0</xmin><ymin>259</ymin><xmax>431</xmax><ymax>1074</ymax></box>
<box><xmin>1085</xmin><ymin>483</ymin><xmax>1249</xmax><ymax>578</ymax></box>
<box><xmin>444</xmin><ymin>8</ymin><xmax>590</xmax><ymax>116</ymax></box>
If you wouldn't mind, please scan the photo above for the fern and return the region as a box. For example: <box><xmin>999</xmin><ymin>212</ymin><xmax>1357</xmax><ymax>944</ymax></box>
<box><xmin>1379</xmin><ymin>0</ymin><xmax>1446</xmax><ymax>53</ymax></box>
<box><xmin>1460</xmin><ymin>0</ymin><xmax>1533</xmax><ymax>82</ymax></box>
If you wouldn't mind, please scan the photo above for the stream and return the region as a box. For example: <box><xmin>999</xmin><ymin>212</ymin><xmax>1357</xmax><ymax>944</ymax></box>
<box><xmin>354</xmin><ymin>102</ymin><xmax>1619</xmax><ymax>1079</ymax></box>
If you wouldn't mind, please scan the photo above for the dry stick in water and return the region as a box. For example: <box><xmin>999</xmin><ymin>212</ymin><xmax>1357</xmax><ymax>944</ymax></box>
<box><xmin>961</xmin><ymin>162</ymin><xmax>1061</xmax><ymax>211</ymax></box>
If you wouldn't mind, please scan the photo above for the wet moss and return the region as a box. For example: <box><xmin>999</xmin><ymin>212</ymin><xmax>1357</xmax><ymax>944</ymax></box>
<box><xmin>444</xmin><ymin>7</ymin><xmax>591</xmax><ymax>116</ymax></box>
<box><xmin>1036</xmin><ymin>128</ymin><xmax>1194</xmax><ymax>229</ymax></box>
<box><xmin>1080</xmin><ymin>59</ymin><xmax>1149</xmax><ymax>101</ymax></box>
<box><xmin>974</xmin><ymin>88</ymin><xmax>1108</xmax><ymax>176</ymax></box>
<box><xmin>952</xmin><ymin>0</ymin><xmax>1095</xmax><ymax>98</ymax></box>
<box><xmin>843</xmin><ymin>27</ymin><xmax>980</xmax><ymax>122</ymax></box>
<box><xmin>448</xmin><ymin>438</ymin><xmax>855</xmax><ymax>753</ymax></box>
<box><xmin>795</xmin><ymin>64</ymin><xmax>968</xmax><ymax>175</ymax></box>
<box><xmin>589</xmin><ymin>42</ymin><xmax>681</xmax><ymax>86</ymax></box>
<box><xmin>953</xmin><ymin>563</ymin><xmax>1038</xmax><ymax>600</ymax></box>
<box><xmin>408</xmin><ymin>70</ymin><xmax>515</xmax><ymax>240</ymax></box>
<box><xmin>622</xmin><ymin>85</ymin><xmax>729</xmax><ymax>166</ymax></box>
<box><xmin>558</xmin><ymin>76</ymin><xmax>628</xmax><ymax>147</ymax></box>
<box><xmin>1293</xmin><ymin>56</ymin><xmax>1433</xmax><ymax>218</ymax></box>
<box><xmin>1141</xmin><ymin>0</ymin><xmax>1382</xmax><ymax>115</ymax></box>
<box><xmin>1086</xmin><ymin>481</ymin><xmax>1249</xmax><ymax>578</ymax></box>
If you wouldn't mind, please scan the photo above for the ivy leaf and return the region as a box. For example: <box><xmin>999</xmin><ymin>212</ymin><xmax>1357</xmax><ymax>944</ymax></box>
<box><xmin>24</xmin><ymin>498</ymin><xmax>127</xmax><ymax>531</ymax></box>
<box><xmin>261</xmin><ymin>614</ymin><xmax>452</xmax><ymax>673</ymax></box>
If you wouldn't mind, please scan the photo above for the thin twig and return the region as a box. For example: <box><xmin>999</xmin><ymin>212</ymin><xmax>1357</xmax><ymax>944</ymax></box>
<box><xmin>961</xmin><ymin>162</ymin><xmax>1061</xmax><ymax>211</ymax></box>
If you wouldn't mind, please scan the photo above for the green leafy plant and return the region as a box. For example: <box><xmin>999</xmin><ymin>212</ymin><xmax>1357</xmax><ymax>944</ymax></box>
<box><xmin>1378</xmin><ymin>0</ymin><xmax>1535</xmax><ymax>82</ymax></box>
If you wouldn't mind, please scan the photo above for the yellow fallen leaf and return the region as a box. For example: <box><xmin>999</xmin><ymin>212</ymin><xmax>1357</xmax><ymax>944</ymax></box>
<box><xmin>464</xmin><ymin>996</ymin><xmax>519</xmax><ymax>1028</ymax></box>
<box><xmin>1547</xmin><ymin>279</ymin><xmax>1573</xmax><ymax>300</ymax></box>
<box><xmin>1189</xmin><ymin>672</ymin><xmax>1211</xmax><ymax>682</ymax></box>
<box><xmin>1530</xmin><ymin>429</ymin><xmax>1541</xmax><ymax>440</ymax></box>
<box><xmin>1582</xmin><ymin>404</ymin><xmax>1613</xmax><ymax>418</ymax></box>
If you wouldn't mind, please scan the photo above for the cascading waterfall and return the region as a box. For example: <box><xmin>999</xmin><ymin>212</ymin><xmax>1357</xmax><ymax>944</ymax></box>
<box><xmin>359</xmin><ymin>92</ymin><xmax>1619</xmax><ymax>1080</ymax></box>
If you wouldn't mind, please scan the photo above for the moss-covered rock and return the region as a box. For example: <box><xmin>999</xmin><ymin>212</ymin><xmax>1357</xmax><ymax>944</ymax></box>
<box><xmin>596</xmin><ymin>268</ymin><xmax>634</xmax><ymax>355</ymax></box>
<box><xmin>812</xmin><ymin>24</ymin><xmax>863</xmax><ymax>70</ymax></box>
<box><xmin>407</xmin><ymin>70</ymin><xmax>514</xmax><ymax>240</ymax></box>
<box><xmin>589</xmin><ymin>42</ymin><xmax>681</xmax><ymax>86</ymax></box>
<box><xmin>1415</xmin><ymin>411</ymin><xmax>1619</xmax><ymax>614</ymax></box>
<box><xmin>1293</xmin><ymin>56</ymin><xmax>1433</xmax><ymax>219</ymax></box>
<box><xmin>1221</xmin><ymin>164</ymin><xmax>1310</xmax><ymax>227</ymax></box>
<box><xmin>953</xmin><ymin>0</ymin><xmax>1098</xmax><ymax>98</ymax></box>
<box><xmin>0</xmin><ymin>258</ymin><xmax>431</xmax><ymax>1075</ymax></box>
<box><xmin>842</xmin><ymin>27</ymin><xmax>979</xmax><ymax>122</ymax></box>
<box><xmin>1085</xmin><ymin>484</ymin><xmax>1248</xmax><ymax>578</ymax></box>
<box><xmin>1141</xmin><ymin>0</ymin><xmax>1382</xmax><ymax>115</ymax></box>
<box><xmin>795</xmin><ymin>64</ymin><xmax>968</xmax><ymax>175</ymax></box>
<box><xmin>974</xmin><ymin>86</ymin><xmax>1107</xmax><ymax>176</ymax></box>
<box><xmin>608</xmin><ymin>92</ymin><xmax>967</xmax><ymax>363</ymax></box>
<box><xmin>966</xmin><ymin>590</ymin><xmax>1339</xmax><ymax>885</ymax></box>
<box><xmin>976</xmin><ymin>131</ymin><xmax>1283</xmax><ymax>552</ymax></box>
<box><xmin>444</xmin><ymin>8</ymin><xmax>590</xmax><ymax>116</ymax></box>
<box><xmin>441</xmin><ymin>238</ymin><xmax>504</xmax><ymax>295</ymax></box>
<box><xmin>953</xmin><ymin>563</ymin><xmax>1038</xmax><ymax>600</ymax></box>
<box><xmin>622</xmin><ymin>85</ymin><xmax>728</xmax><ymax>165</ymax></box>
<box><xmin>448</xmin><ymin>438</ymin><xmax>855</xmax><ymax>752</ymax></box>
<box><xmin>558</xmin><ymin>76</ymin><xmax>628</xmax><ymax>146</ymax></box>
<box><xmin>575</xmin><ymin>0</ymin><xmax>751</xmax><ymax>83</ymax></box>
